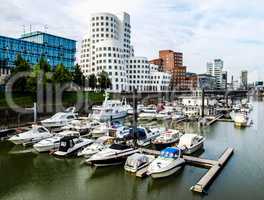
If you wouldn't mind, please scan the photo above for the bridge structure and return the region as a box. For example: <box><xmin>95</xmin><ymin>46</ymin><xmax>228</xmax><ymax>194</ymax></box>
<box><xmin>113</xmin><ymin>90</ymin><xmax>248</xmax><ymax>103</ymax></box>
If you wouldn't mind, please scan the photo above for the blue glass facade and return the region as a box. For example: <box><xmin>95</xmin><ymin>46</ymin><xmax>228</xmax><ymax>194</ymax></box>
<box><xmin>0</xmin><ymin>31</ymin><xmax>76</xmax><ymax>70</ymax></box>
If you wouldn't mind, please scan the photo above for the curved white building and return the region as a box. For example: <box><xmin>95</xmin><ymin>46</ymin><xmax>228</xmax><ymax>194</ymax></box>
<box><xmin>80</xmin><ymin>12</ymin><xmax>170</xmax><ymax>93</ymax></box>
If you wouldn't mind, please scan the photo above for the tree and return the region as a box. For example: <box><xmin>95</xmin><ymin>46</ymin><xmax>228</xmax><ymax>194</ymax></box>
<box><xmin>53</xmin><ymin>63</ymin><xmax>72</xmax><ymax>83</ymax></box>
<box><xmin>38</xmin><ymin>55</ymin><xmax>51</xmax><ymax>73</ymax></box>
<box><xmin>97</xmin><ymin>71</ymin><xmax>111</xmax><ymax>91</ymax></box>
<box><xmin>88</xmin><ymin>74</ymin><xmax>97</xmax><ymax>90</ymax></box>
<box><xmin>72</xmin><ymin>64</ymin><xmax>85</xmax><ymax>87</ymax></box>
<box><xmin>10</xmin><ymin>54</ymin><xmax>31</xmax><ymax>92</ymax></box>
<box><xmin>26</xmin><ymin>56</ymin><xmax>52</xmax><ymax>95</ymax></box>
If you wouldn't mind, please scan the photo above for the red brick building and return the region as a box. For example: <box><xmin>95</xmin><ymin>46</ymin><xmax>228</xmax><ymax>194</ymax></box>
<box><xmin>149</xmin><ymin>50</ymin><xmax>187</xmax><ymax>90</ymax></box>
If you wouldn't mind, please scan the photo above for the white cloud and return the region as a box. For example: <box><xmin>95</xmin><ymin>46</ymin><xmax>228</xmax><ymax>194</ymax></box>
<box><xmin>0</xmin><ymin>0</ymin><xmax>263</xmax><ymax>82</ymax></box>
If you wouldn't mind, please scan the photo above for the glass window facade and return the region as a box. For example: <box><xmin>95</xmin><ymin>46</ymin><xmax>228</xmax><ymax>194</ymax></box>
<box><xmin>0</xmin><ymin>31</ymin><xmax>76</xmax><ymax>70</ymax></box>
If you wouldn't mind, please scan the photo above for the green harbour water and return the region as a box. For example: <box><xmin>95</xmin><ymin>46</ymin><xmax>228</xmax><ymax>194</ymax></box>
<box><xmin>1</xmin><ymin>100</ymin><xmax>264</xmax><ymax>200</ymax></box>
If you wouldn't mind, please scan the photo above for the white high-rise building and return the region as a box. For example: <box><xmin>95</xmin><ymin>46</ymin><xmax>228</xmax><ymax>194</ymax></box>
<box><xmin>206</xmin><ymin>59</ymin><xmax>224</xmax><ymax>89</ymax></box>
<box><xmin>80</xmin><ymin>12</ymin><xmax>170</xmax><ymax>92</ymax></box>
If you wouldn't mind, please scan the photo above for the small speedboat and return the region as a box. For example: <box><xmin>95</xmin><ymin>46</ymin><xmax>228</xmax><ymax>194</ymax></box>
<box><xmin>41</xmin><ymin>108</ymin><xmax>77</xmax><ymax>128</ymax></box>
<box><xmin>77</xmin><ymin>136</ymin><xmax>114</xmax><ymax>158</ymax></box>
<box><xmin>85</xmin><ymin>143</ymin><xmax>137</xmax><ymax>166</ymax></box>
<box><xmin>152</xmin><ymin>129</ymin><xmax>183</xmax><ymax>150</ymax></box>
<box><xmin>147</xmin><ymin>147</ymin><xmax>185</xmax><ymax>178</ymax></box>
<box><xmin>33</xmin><ymin>130</ymin><xmax>80</xmax><ymax>153</ymax></box>
<box><xmin>8</xmin><ymin>125</ymin><xmax>52</xmax><ymax>145</ymax></box>
<box><xmin>53</xmin><ymin>136</ymin><xmax>93</xmax><ymax>157</ymax></box>
<box><xmin>124</xmin><ymin>153</ymin><xmax>155</xmax><ymax>173</ymax></box>
<box><xmin>177</xmin><ymin>134</ymin><xmax>205</xmax><ymax>154</ymax></box>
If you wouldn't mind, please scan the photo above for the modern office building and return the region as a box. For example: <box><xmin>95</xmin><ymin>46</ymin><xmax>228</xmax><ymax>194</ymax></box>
<box><xmin>197</xmin><ymin>74</ymin><xmax>217</xmax><ymax>90</ymax></box>
<box><xmin>149</xmin><ymin>50</ymin><xmax>186</xmax><ymax>90</ymax></box>
<box><xmin>80</xmin><ymin>12</ymin><xmax>171</xmax><ymax>92</ymax></box>
<box><xmin>206</xmin><ymin>59</ymin><xmax>224</xmax><ymax>89</ymax></box>
<box><xmin>0</xmin><ymin>31</ymin><xmax>76</xmax><ymax>70</ymax></box>
<box><xmin>240</xmin><ymin>70</ymin><xmax>248</xmax><ymax>89</ymax></box>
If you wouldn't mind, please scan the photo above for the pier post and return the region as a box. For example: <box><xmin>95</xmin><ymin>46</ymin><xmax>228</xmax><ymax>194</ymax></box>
<box><xmin>132</xmin><ymin>88</ymin><xmax>138</xmax><ymax>147</ymax></box>
<box><xmin>201</xmin><ymin>89</ymin><xmax>205</xmax><ymax>117</ymax></box>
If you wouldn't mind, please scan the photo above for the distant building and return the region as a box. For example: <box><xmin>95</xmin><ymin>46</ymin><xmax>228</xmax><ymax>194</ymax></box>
<box><xmin>240</xmin><ymin>70</ymin><xmax>248</xmax><ymax>89</ymax></box>
<box><xmin>222</xmin><ymin>71</ymin><xmax>227</xmax><ymax>89</ymax></box>
<box><xmin>149</xmin><ymin>50</ymin><xmax>186</xmax><ymax>90</ymax></box>
<box><xmin>0</xmin><ymin>31</ymin><xmax>76</xmax><ymax>70</ymax></box>
<box><xmin>185</xmin><ymin>72</ymin><xmax>197</xmax><ymax>90</ymax></box>
<box><xmin>80</xmin><ymin>12</ymin><xmax>170</xmax><ymax>92</ymax></box>
<box><xmin>206</xmin><ymin>59</ymin><xmax>224</xmax><ymax>89</ymax></box>
<box><xmin>197</xmin><ymin>74</ymin><xmax>217</xmax><ymax>90</ymax></box>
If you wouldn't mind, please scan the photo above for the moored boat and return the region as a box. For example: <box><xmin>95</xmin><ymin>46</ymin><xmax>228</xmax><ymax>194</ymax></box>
<box><xmin>147</xmin><ymin>147</ymin><xmax>185</xmax><ymax>178</ymax></box>
<box><xmin>152</xmin><ymin>129</ymin><xmax>183</xmax><ymax>150</ymax></box>
<box><xmin>8</xmin><ymin>125</ymin><xmax>52</xmax><ymax>145</ymax></box>
<box><xmin>177</xmin><ymin>134</ymin><xmax>205</xmax><ymax>154</ymax></box>
<box><xmin>53</xmin><ymin>136</ymin><xmax>93</xmax><ymax>157</ymax></box>
<box><xmin>85</xmin><ymin>143</ymin><xmax>137</xmax><ymax>166</ymax></box>
<box><xmin>124</xmin><ymin>153</ymin><xmax>155</xmax><ymax>173</ymax></box>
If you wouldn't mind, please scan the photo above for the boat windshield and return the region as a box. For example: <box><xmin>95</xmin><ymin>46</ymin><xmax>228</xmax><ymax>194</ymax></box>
<box><xmin>160</xmin><ymin>148</ymin><xmax>180</xmax><ymax>158</ymax></box>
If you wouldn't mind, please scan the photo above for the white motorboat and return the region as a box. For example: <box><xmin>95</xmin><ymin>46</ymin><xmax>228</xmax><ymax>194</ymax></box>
<box><xmin>138</xmin><ymin>105</ymin><xmax>157</xmax><ymax>120</ymax></box>
<box><xmin>33</xmin><ymin>136</ymin><xmax>62</xmax><ymax>153</ymax></box>
<box><xmin>90</xmin><ymin>123</ymin><xmax>110</xmax><ymax>138</ymax></box>
<box><xmin>89</xmin><ymin>93</ymin><xmax>127</xmax><ymax>121</ymax></box>
<box><xmin>141</xmin><ymin>105</ymin><xmax>157</xmax><ymax>113</ymax></box>
<box><xmin>231</xmin><ymin>112</ymin><xmax>248</xmax><ymax>127</ymax></box>
<box><xmin>152</xmin><ymin>129</ymin><xmax>183</xmax><ymax>150</ymax></box>
<box><xmin>124</xmin><ymin>153</ymin><xmax>155</xmax><ymax>173</ymax></box>
<box><xmin>53</xmin><ymin>136</ymin><xmax>93</xmax><ymax>157</ymax></box>
<box><xmin>155</xmin><ymin>110</ymin><xmax>172</xmax><ymax>120</ymax></box>
<box><xmin>136</xmin><ymin>127</ymin><xmax>162</xmax><ymax>147</ymax></box>
<box><xmin>147</xmin><ymin>147</ymin><xmax>185</xmax><ymax>178</ymax></box>
<box><xmin>171</xmin><ymin>112</ymin><xmax>186</xmax><ymax>121</ymax></box>
<box><xmin>77</xmin><ymin>136</ymin><xmax>114</xmax><ymax>158</ymax></box>
<box><xmin>41</xmin><ymin>108</ymin><xmax>77</xmax><ymax>128</ymax></box>
<box><xmin>115</xmin><ymin>126</ymin><xmax>132</xmax><ymax>139</ymax></box>
<box><xmin>177</xmin><ymin>134</ymin><xmax>205</xmax><ymax>154</ymax></box>
<box><xmin>138</xmin><ymin>112</ymin><xmax>157</xmax><ymax>120</ymax></box>
<box><xmin>61</xmin><ymin>119</ymin><xmax>103</xmax><ymax>135</ymax></box>
<box><xmin>8</xmin><ymin>125</ymin><xmax>52</xmax><ymax>145</ymax></box>
<box><xmin>127</xmin><ymin>104</ymin><xmax>144</xmax><ymax>115</ymax></box>
<box><xmin>85</xmin><ymin>143</ymin><xmax>137</xmax><ymax>166</ymax></box>
<box><xmin>33</xmin><ymin>130</ymin><xmax>80</xmax><ymax>153</ymax></box>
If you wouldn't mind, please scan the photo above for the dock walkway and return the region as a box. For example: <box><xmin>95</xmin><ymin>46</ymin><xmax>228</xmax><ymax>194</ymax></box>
<box><xmin>138</xmin><ymin>147</ymin><xmax>234</xmax><ymax>194</ymax></box>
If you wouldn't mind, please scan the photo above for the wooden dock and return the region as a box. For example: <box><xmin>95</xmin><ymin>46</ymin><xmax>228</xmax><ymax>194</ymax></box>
<box><xmin>138</xmin><ymin>147</ymin><xmax>234</xmax><ymax>194</ymax></box>
<box><xmin>190</xmin><ymin>148</ymin><xmax>234</xmax><ymax>193</ymax></box>
<box><xmin>206</xmin><ymin>114</ymin><xmax>224</xmax><ymax>126</ymax></box>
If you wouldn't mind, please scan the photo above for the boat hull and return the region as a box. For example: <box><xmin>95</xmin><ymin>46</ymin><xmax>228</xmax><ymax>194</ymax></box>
<box><xmin>33</xmin><ymin>144</ymin><xmax>58</xmax><ymax>153</ymax></box>
<box><xmin>183</xmin><ymin>142</ymin><xmax>204</xmax><ymax>154</ymax></box>
<box><xmin>87</xmin><ymin>156</ymin><xmax>128</xmax><ymax>167</ymax></box>
<box><xmin>150</xmin><ymin>165</ymin><xmax>183</xmax><ymax>178</ymax></box>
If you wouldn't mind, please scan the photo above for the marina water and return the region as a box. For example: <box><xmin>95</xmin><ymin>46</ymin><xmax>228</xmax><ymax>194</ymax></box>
<box><xmin>0</xmin><ymin>100</ymin><xmax>264</xmax><ymax>200</ymax></box>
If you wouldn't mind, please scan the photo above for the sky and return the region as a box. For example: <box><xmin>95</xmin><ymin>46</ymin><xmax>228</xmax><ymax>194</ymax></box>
<box><xmin>0</xmin><ymin>0</ymin><xmax>263</xmax><ymax>82</ymax></box>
